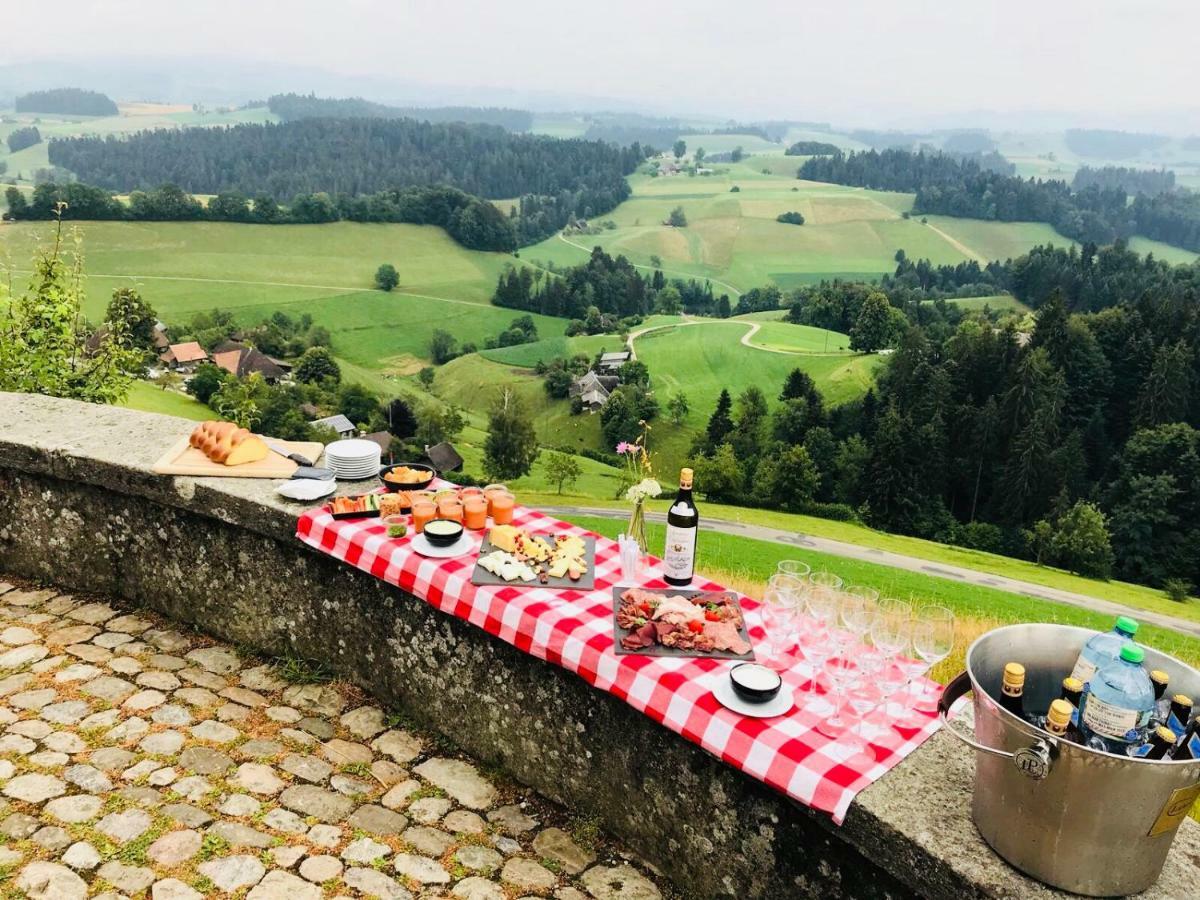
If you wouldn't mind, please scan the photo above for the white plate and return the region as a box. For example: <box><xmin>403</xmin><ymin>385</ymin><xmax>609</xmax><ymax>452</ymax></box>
<box><xmin>275</xmin><ymin>479</ymin><xmax>337</xmax><ymax>501</ymax></box>
<box><xmin>326</xmin><ymin>438</ymin><xmax>381</xmax><ymax>456</ymax></box>
<box><xmin>410</xmin><ymin>533</ymin><xmax>475</xmax><ymax>558</ymax></box>
<box><xmin>712</xmin><ymin>678</ymin><xmax>795</xmax><ymax>718</ymax></box>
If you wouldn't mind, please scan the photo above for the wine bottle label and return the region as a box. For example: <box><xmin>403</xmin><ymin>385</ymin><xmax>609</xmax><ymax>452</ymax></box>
<box><xmin>1082</xmin><ymin>694</ymin><xmax>1148</xmax><ymax>740</ymax></box>
<box><xmin>663</xmin><ymin>523</ymin><xmax>696</xmax><ymax>580</ymax></box>
<box><xmin>1070</xmin><ymin>657</ymin><xmax>1098</xmax><ymax>684</ymax></box>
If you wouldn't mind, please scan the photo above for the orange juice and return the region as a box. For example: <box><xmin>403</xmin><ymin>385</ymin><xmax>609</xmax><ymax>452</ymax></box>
<box><xmin>490</xmin><ymin>491</ymin><xmax>515</xmax><ymax>525</ymax></box>
<box><xmin>463</xmin><ymin>496</ymin><xmax>487</xmax><ymax>530</ymax></box>
<box><xmin>438</xmin><ymin>498</ymin><xmax>464</xmax><ymax>523</ymax></box>
<box><xmin>460</xmin><ymin>486</ymin><xmax>485</xmax><ymax>502</ymax></box>
<box><xmin>412</xmin><ymin>500</ymin><xmax>436</xmax><ymax>534</ymax></box>
<box><xmin>484</xmin><ymin>484</ymin><xmax>508</xmax><ymax>516</ymax></box>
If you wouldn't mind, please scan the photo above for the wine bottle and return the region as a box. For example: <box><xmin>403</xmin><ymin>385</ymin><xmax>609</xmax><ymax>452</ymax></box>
<box><xmin>1167</xmin><ymin>694</ymin><xmax>1194</xmax><ymax>738</ymax></box>
<box><xmin>1045</xmin><ymin>699</ymin><xmax>1082</xmax><ymax>744</ymax></box>
<box><xmin>1136</xmin><ymin>725</ymin><xmax>1177</xmax><ymax>760</ymax></box>
<box><xmin>663</xmin><ymin>467</ymin><xmax>698</xmax><ymax>587</ymax></box>
<box><xmin>999</xmin><ymin>662</ymin><xmax>1027</xmax><ymax>719</ymax></box>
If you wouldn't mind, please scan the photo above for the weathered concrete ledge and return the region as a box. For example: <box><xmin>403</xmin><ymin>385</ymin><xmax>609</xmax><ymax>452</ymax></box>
<box><xmin>1</xmin><ymin>393</ymin><xmax>1198</xmax><ymax>899</ymax></box>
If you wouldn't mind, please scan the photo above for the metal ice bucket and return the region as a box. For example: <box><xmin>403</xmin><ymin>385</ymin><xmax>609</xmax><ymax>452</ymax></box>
<box><xmin>938</xmin><ymin>623</ymin><xmax>1200</xmax><ymax>896</ymax></box>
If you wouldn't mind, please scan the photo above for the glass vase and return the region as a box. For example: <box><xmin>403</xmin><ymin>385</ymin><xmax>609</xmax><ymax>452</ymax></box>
<box><xmin>627</xmin><ymin>498</ymin><xmax>649</xmax><ymax>555</ymax></box>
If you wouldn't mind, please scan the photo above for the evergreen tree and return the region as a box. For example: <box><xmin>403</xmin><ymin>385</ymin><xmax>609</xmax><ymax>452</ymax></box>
<box><xmin>705</xmin><ymin>389</ymin><xmax>734</xmax><ymax>449</ymax></box>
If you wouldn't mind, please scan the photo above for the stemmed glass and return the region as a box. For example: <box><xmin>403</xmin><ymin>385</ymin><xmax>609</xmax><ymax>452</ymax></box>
<box><xmin>817</xmin><ymin>589</ymin><xmax>876</xmax><ymax>743</ymax></box>
<box><xmin>758</xmin><ymin>588</ymin><xmax>795</xmax><ymax>672</ymax></box>
<box><xmin>796</xmin><ymin>572</ymin><xmax>841</xmax><ymax>704</ymax></box>
<box><xmin>867</xmin><ymin>598</ymin><xmax>913</xmax><ymax>722</ymax></box>
<box><xmin>908</xmin><ymin>605</ymin><xmax>955</xmax><ymax>713</ymax></box>
<box><xmin>777</xmin><ymin>560</ymin><xmax>811</xmax><ymax>580</ymax></box>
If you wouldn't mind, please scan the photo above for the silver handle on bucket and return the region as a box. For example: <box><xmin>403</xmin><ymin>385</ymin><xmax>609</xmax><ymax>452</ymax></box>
<box><xmin>938</xmin><ymin>670</ymin><xmax>1054</xmax><ymax>780</ymax></box>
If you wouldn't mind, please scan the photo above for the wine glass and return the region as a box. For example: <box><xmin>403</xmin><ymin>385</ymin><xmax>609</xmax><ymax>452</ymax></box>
<box><xmin>909</xmin><ymin>605</ymin><xmax>955</xmax><ymax>713</ymax></box>
<box><xmin>868</xmin><ymin>598</ymin><xmax>912</xmax><ymax>721</ymax></box>
<box><xmin>758</xmin><ymin>588</ymin><xmax>795</xmax><ymax>672</ymax></box>
<box><xmin>777</xmin><ymin>559</ymin><xmax>811</xmax><ymax>580</ymax></box>
<box><xmin>795</xmin><ymin>572</ymin><xmax>841</xmax><ymax>702</ymax></box>
<box><xmin>817</xmin><ymin>590</ymin><xmax>874</xmax><ymax>745</ymax></box>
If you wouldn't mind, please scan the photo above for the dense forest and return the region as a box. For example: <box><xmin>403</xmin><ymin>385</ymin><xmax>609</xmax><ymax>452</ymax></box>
<box><xmin>688</xmin><ymin>247</ymin><xmax>1200</xmax><ymax>590</ymax></box>
<box><xmin>1064</xmin><ymin>129</ymin><xmax>1171</xmax><ymax>159</ymax></box>
<box><xmin>494</xmin><ymin>247</ymin><xmax>652</xmax><ymax>320</ymax></box>
<box><xmin>1072</xmin><ymin>165</ymin><xmax>1175</xmax><ymax>196</ymax></box>
<box><xmin>46</xmin><ymin>118</ymin><xmax>643</xmax><ymax>245</ymax></box>
<box><xmin>265</xmin><ymin>93</ymin><xmax>533</xmax><ymax>131</ymax></box>
<box><xmin>801</xmin><ymin>148</ymin><xmax>1200</xmax><ymax>251</ymax></box>
<box><xmin>785</xmin><ymin>141</ymin><xmax>840</xmax><ymax>156</ymax></box>
<box><xmin>4</xmin><ymin>182</ymin><xmax>518</xmax><ymax>251</ymax></box>
<box><xmin>15</xmin><ymin>87</ymin><xmax>118</xmax><ymax>116</ymax></box>
<box><xmin>5</xmin><ymin>126</ymin><xmax>40</xmax><ymax>152</ymax></box>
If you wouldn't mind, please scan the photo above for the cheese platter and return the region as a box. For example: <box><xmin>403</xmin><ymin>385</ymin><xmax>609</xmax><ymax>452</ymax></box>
<box><xmin>469</xmin><ymin>525</ymin><xmax>596</xmax><ymax>589</ymax></box>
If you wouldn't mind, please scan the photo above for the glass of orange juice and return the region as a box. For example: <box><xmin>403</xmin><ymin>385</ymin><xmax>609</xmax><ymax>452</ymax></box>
<box><xmin>438</xmin><ymin>498</ymin><xmax>464</xmax><ymax>523</ymax></box>
<box><xmin>490</xmin><ymin>491</ymin><xmax>515</xmax><ymax>525</ymax></box>
<box><xmin>483</xmin><ymin>484</ymin><xmax>508</xmax><ymax>517</ymax></box>
<box><xmin>460</xmin><ymin>486</ymin><xmax>485</xmax><ymax>501</ymax></box>
<box><xmin>411</xmin><ymin>500</ymin><xmax>436</xmax><ymax>534</ymax></box>
<box><xmin>463</xmin><ymin>496</ymin><xmax>488</xmax><ymax>530</ymax></box>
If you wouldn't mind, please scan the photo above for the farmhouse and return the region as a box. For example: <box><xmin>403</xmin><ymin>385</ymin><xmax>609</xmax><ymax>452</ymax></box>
<box><xmin>596</xmin><ymin>350</ymin><xmax>631</xmax><ymax>375</ymax></box>
<box><xmin>312</xmin><ymin>413</ymin><xmax>357</xmax><ymax>438</ymax></box>
<box><xmin>159</xmin><ymin>341</ymin><xmax>208</xmax><ymax>372</ymax></box>
<box><xmin>210</xmin><ymin>341</ymin><xmax>289</xmax><ymax>383</ymax></box>
<box><xmin>569</xmin><ymin>370</ymin><xmax>619</xmax><ymax>412</ymax></box>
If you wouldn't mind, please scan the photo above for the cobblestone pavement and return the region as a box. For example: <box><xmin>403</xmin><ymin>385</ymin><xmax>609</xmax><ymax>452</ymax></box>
<box><xmin>0</xmin><ymin>580</ymin><xmax>667</xmax><ymax>900</ymax></box>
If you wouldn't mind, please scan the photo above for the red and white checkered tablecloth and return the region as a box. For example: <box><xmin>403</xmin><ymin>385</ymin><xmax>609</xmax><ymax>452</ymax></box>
<box><xmin>296</xmin><ymin>491</ymin><xmax>943</xmax><ymax>824</ymax></box>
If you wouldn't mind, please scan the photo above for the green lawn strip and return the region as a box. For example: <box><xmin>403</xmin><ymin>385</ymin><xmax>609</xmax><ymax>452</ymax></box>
<box><xmin>566</xmin><ymin>514</ymin><xmax>1200</xmax><ymax>667</ymax></box>
<box><xmin>118</xmin><ymin>380</ymin><xmax>214</xmax><ymax>420</ymax></box>
<box><xmin>520</xmin><ymin>492</ymin><xmax>1196</xmax><ymax>623</ymax></box>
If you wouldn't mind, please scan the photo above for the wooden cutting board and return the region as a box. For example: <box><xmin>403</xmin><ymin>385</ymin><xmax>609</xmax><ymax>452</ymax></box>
<box><xmin>152</xmin><ymin>432</ymin><xmax>327</xmax><ymax>479</ymax></box>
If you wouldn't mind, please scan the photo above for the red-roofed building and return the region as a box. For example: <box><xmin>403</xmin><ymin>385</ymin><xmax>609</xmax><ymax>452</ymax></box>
<box><xmin>159</xmin><ymin>341</ymin><xmax>209</xmax><ymax>372</ymax></box>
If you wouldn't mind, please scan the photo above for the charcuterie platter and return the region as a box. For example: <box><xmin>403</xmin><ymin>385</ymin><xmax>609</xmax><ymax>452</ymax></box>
<box><xmin>613</xmin><ymin>587</ymin><xmax>756</xmax><ymax>660</ymax></box>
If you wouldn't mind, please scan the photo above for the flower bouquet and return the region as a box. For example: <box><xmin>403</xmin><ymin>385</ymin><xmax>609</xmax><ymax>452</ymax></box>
<box><xmin>616</xmin><ymin>422</ymin><xmax>661</xmax><ymax>555</ymax></box>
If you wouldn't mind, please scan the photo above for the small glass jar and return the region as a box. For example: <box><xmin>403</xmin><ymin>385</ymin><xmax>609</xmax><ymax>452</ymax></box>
<box><xmin>383</xmin><ymin>514</ymin><xmax>408</xmax><ymax>539</ymax></box>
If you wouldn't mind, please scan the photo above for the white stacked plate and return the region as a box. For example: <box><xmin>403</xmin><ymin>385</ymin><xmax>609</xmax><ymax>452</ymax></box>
<box><xmin>324</xmin><ymin>439</ymin><xmax>382</xmax><ymax>480</ymax></box>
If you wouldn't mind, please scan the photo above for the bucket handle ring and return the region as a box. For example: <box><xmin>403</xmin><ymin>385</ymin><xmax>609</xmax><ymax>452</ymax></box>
<box><xmin>938</xmin><ymin>670</ymin><xmax>1054</xmax><ymax>780</ymax></box>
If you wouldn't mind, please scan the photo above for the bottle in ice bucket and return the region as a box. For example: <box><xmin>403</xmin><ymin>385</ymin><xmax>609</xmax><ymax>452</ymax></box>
<box><xmin>1136</xmin><ymin>725</ymin><xmax>1178</xmax><ymax>760</ymax></box>
<box><xmin>1070</xmin><ymin>615</ymin><xmax>1139</xmax><ymax>684</ymax></box>
<box><xmin>1044</xmin><ymin>699</ymin><xmax>1082</xmax><ymax>744</ymax></box>
<box><xmin>999</xmin><ymin>662</ymin><xmax>1027</xmax><ymax>719</ymax></box>
<box><xmin>1167</xmin><ymin>694</ymin><xmax>1193</xmax><ymax>739</ymax></box>
<box><xmin>1150</xmin><ymin>669</ymin><xmax>1170</xmax><ymax>725</ymax></box>
<box><xmin>1060</xmin><ymin>676</ymin><xmax>1084</xmax><ymax>725</ymax></box>
<box><xmin>1079</xmin><ymin>643</ymin><xmax>1155</xmax><ymax>754</ymax></box>
<box><xmin>1173</xmin><ymin>718</ymin><xmax>1200</xmax><ymax>760</ymax></box>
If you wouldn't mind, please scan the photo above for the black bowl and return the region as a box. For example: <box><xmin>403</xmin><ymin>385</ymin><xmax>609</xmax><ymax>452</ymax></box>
<box><xmin>729</xmin><ymin>663</ymin><xmax>782</xmax><ymax>703</ymax></box>
<box><xmin>422</xmin><ymin>518</ymin><xmax>464</xmax><ymax>547</ymax></box>
<box><xmin>379</xmin><ymin>463</ymin><xmax>436</xmax><ymax>493</ymax></box>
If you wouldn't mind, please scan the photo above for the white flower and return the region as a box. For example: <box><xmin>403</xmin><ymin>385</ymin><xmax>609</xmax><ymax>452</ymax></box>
<box><xmin>626</xmin><ymin>478</ymin><xmax>663</xmax><ymax>503</ymax></box>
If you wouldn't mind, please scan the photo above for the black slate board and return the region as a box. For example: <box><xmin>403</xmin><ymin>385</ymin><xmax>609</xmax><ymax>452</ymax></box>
<box><xmin>470</xmin><ymin>534</ymin><xmax>597</xmax><ymax>590</ymax></box>
<box><xmin>612</xmin><ymin>587</ymin><xmax>756</xmax><ymax>660</ymax></box>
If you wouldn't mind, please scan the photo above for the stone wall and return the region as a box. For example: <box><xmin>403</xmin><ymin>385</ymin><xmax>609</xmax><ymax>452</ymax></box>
<box><xmin>2</xmin><ymin>393</ymin><xmax>1198</xmax><ymax>899</ymax></box>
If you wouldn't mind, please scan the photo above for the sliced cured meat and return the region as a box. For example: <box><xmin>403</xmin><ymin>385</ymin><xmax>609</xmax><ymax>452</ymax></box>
<box><xmin>621</xmin><ymin>622</ymin><xmax>657</xmax><ymax>650</ymax></box>
<box><xmin>651</xmin><ymin>595</ymin><xmax>704</xmax><ymax>624</ymax></box>
<box><xmin>705</xmin><ymin>621</ymin><xmax>752</xmax><ymax>655</ymax></box>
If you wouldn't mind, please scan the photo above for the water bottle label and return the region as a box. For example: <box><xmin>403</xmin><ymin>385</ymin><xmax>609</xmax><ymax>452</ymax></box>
<box><xmin>1082</xmin><ymin>693</ymin><xmax>1140</xmax><ymax>740</ymax></box>
<box><xmin>1070</xmin><ymin>657</ymin><xmax>1098</xmax><ymax>684</ymax></box>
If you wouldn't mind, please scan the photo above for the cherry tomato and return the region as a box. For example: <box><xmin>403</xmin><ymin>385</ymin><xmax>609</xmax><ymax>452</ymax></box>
<box><xmin>687</xmin><ymin>619</ymin><xmax>704</xmax><ymax>633</ymax></box>
<box><xmin>704</xmin><ymin>609</ymin><xmax>721</xmax><ymax>622</ymax></box>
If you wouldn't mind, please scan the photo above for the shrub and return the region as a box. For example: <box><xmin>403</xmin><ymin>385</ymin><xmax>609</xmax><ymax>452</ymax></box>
<box><xmin>1163</xmin><ymin>578</ymin><xmax>1193</xmax><ymax>603</ymax></box>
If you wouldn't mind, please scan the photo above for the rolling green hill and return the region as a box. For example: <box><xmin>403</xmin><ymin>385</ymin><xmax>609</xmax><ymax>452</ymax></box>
<box><xmin>523</xmin><ymin>160</ymin><xmax>1068</xmax><ymax>291</ymax></box>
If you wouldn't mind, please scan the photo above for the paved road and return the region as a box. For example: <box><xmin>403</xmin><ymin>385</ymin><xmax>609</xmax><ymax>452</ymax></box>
<box><xmin>540</xmin><ymin>504</ymin><xmax>1200</xmax><ymax>639</ymax></box>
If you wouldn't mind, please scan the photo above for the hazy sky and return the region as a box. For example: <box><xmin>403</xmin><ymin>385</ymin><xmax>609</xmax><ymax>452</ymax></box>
<box><xmin>5</xmin><ymin>0</ymin><xmax>1199</xmax><ymax>126</ymax></box>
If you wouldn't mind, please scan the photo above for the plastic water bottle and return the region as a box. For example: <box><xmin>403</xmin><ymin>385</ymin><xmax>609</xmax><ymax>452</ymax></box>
<box><xmin>1079</xmin><ymin>643</ymin><xmax>1155</xmax><ymax>754</ymax></box>
<box><xmin>1070</xmin><ymin>616</ymin><xmax>1139</xmax><ymax>684</ymax></box>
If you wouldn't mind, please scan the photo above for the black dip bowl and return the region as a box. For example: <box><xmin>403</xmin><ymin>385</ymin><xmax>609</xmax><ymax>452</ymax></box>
<box><xmin>423</xmin><ymin>518</ymin><xmax>464</xmax><ymax>547</ymax></box>
<box><xmin>730</xmin><ymin>662</ymin><xmax>782</xmax><ymax>703</ymax></box>
<box><xmin>379</xmin><ymin>463</ymin><xmax>436</xmax><ymax>493</ymax></box>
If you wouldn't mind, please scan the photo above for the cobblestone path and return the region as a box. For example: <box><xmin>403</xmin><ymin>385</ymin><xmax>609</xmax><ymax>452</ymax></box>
<box><xmin>0</xmin><ymin>580</ymin><xmax>666</xmax><ymax>900</ymax></box>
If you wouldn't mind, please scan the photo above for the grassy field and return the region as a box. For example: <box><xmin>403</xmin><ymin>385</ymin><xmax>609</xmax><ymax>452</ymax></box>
<box><xmin>524</xmin><ymin>162</ymin><xmax>1069</xmax><ymax>291</ymax></box>
<box><xmin>117</xmin><ymin>381</ymin><xmax>214</xmax><ymax>420</ymax></box>
<box><xmin>571</xmin><ymin>515</ymin><xmax>1200</xmax><ymax>668</ymax></box>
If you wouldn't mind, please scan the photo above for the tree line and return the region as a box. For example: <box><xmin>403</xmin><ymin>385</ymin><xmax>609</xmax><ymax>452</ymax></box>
<box><xmin>265</xmin><ymin>93</ymin><xmax>534</xmax><ymax>131</ymax></box>
<box><xmin>3</xmin><ymin>182</ymin><xmax>519</xmax><ymax>252</ymax></box>
<box><xmin>6</xmin><ymin>126</ymin><xmax>40</xmax><ymax>152</ymax></box>
<box><xmin>801</xmin><ymin>148</ymin><xmax>1200</xmax><ymax>251</ymax></box>
<box><xmin>785</xmin><ymin>141</ymin><xmax>840</xmax><ymax>156</ymax></box>
<box><xmin>1064</xmin><ymin>129</ymin><xmax>1170</xmax><ymax>159</ymax></box>
<box><xmin>46</xmin><ymin>118</ymin><xmax>644</xmax><ymax>245</ymax></box>
<box><xmin>1072</xmin><ymin>165</ymin><xmax>1175</xmax><ymax>196</ymax></box>
<box><xmin>15</xmin><ymin>88</ymin><xmax>118</xmax><ymax>116</ymax></box>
